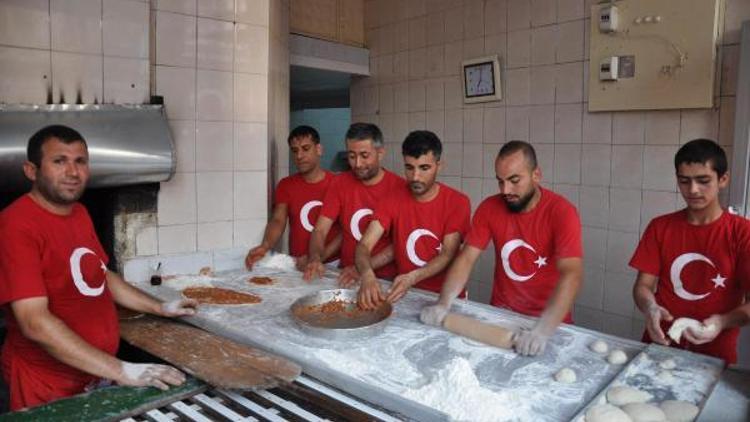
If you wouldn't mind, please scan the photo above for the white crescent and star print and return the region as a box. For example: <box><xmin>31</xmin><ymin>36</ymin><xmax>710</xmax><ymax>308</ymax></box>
<box><xmin>406</xmin><ymin>229</ymin><xmax>442</xmax><ymax>267</ymax></box>
<box><xmin>299</xmin><ymin>200</ymin><xmax>323</xmax><ymax>232</ymax></box>
<box><xmin>500</xmin><ymin>239</ymin><xmax>547</xmax><ymax>282</ymax></box>
<box><xmin>668</xmin><ymin>252</ymin><xmax>726</xmax><ymax>301</ymax></box>
<box><xmin>69</xmin><ymin>247</ymin><xmax>107</xmax><ymax>297</ymax></box>
<box><xmin>350</xmin><ymin>208</ymin><xmax>374</xmax><ymax>241</ymax></box>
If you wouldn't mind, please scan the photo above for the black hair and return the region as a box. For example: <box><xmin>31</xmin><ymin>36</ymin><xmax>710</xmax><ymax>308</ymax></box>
<box><xmin>674</xmin><ymin>139</ymin><xmax>728</xmax><ymax>177</ymax></box>
<box><xmin>402</xmin><ymin>130</ymin><xmax>442</xmax><ymax>160</ymax></box>
<box><xmin>345</xmin><ymin>122</ymin><xmax>383</xmax><ymax>147</ymax></box>
<box><xmin>27</xmin><ymin>125</ymin><xmax>87</xmax><ymax>167</ymax></box>
<box><xmin>497</xmin><ymin>140</ymin><xmax>538</xmax><ymax>170</ymax></box>
<box><xmin>287</xmin><ymin>125</ymin><xmax>320</xmax><ymax>145</ymax></box>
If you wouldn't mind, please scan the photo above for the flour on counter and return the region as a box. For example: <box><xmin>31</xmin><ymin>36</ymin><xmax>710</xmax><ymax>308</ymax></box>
<box><xmin>256</xmin><ymin>253</ymin><xmax>297</xmax><ymax>271</ymax></box>
<box><xmin>161</xmin><ymin>275</ymin><xmax>215</xmax><ymax>290</ymax></box>
<box><xmin>401</xmin><ymin>357</ymin><xmax>529</xmax><ymax>422</ymax></box>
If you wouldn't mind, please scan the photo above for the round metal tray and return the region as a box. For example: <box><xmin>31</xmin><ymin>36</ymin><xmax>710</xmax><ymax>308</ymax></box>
<box><xmin>290</xmin><ymin>289</ymin><xmax>392</xmax><ymax>340</ymax></box>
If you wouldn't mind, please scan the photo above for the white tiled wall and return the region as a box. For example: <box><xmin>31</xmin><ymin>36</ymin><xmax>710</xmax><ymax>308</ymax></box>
<box><xmin>356</xmin><ymin>0</ymin><xmax>750</xmax><ymax>340</ymax></box>
<box><xmin>0</xmin><ymin>0</ymin><xmax>284</xmax><ymax>263</ymax></box>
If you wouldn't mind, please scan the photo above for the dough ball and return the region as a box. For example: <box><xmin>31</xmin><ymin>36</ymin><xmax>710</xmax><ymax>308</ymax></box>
<box><xmin>659</xmin><ymin>400</ymin><xmax>699</xmax><ymax>422</ymax></box>
<box><xmin>656</xmin><ymin>370</ymin><xmax>674</xmax><ymax>383</ymax></box>
<box><xmin>607</xmin><ymin>349</ymin><xmax>628</xmax><ymax>365</ymax></box>
<box><xmin>659</xmin><ymin>358</ymin><xmax>676</xmax><ymax>370</ymax></box>
<box><xmin>667</xmin><ymin>318</ymin><xmax>717</xmax><ymax>343</ymax></box>
<box><xmin>621</xmin><ymin>403</ymin><xmax>667</xmax><ymax>422</ymax></box>
<box><xmin>606</xmin><ymin>385</ymin><xmax>653</xmax><ymax>406</ymax></box>
<box><xmin>585</xmin><ymin>404</ymin><xmax>632</xmax><ymax>422</ymax></box>
<box><xmin>554</xmin><ymin>367</ymin><xmax>577</xmax><ymax>383</ymax></box>
<box><xmin>590</xmin><ymin>339</ymin><xmax>609</xmax><ymax>354</ymax></box>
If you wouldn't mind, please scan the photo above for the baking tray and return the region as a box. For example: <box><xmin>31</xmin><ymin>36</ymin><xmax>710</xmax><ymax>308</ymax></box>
<box><xmin>571</xmin><ymin>343</ymin><xmax>724</xmax><ymax>421</ymax></box>
<box><xmin>290</xmin><ymin>289</ymin><xmax>392</xmax><ymax>340</ymax></box>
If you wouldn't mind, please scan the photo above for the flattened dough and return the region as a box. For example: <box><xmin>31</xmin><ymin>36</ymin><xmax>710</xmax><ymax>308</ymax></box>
<box><xmin>607</xmin><ymin>349</ymin><xmax>628</xmax><ymax>365</ymax></box>
<box><xmin>621</xmin><ymin>403</ymin><xmax>666</xmax><ymax>422</ymax></box>
<box><xmin>659</xmin><ymin>400</ymin><xmax>699</xmax><ymax>422</ymax></box>
<box><xmin>554</xmin><ymin>367</ymin><xmax>577</xmax><ymax>383</ymax></box>
<box><xmin>182</xmin><ymin>286</ymin><xmax>262</xmax><ymax>305</ymax></box>
<box><xmin>586</xmin><ymin>404</ymin><xmax>632</xmax><ymax>422</ymax></box>
<box><xmin>606</xmin><ymin>386</ymin><xmax>653</xmax><ymax>406</ymax></box>
<box><xmin>590</xmin><ymin>339</ymin><xmax>609</xmax><ymax>354</ymax></box>
<box><xmin>667</xmin><ymin>317</ymin><xmax>716</xmax><ymax>343</ymax></box>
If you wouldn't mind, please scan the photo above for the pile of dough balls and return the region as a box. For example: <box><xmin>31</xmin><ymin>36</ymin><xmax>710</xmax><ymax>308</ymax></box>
<box><xmin>588</xmin><ymin>339</ymin><xmax>629</xmax><ymax>365</ymax></box>
<box><xmin>585</xmin><ymin>385</ymin><xmax>699</xmax><ymax>422</ymax></box>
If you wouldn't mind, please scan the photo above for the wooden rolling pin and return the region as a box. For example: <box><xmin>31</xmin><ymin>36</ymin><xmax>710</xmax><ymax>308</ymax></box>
<box><xmin>443</xmin><ymin>313</ymin><xmax>516</xmax><ymax>349</ymax></box>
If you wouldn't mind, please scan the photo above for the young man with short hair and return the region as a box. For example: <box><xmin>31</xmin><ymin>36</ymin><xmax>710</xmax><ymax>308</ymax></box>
<box><xmin>355</xmin><ymin>130</ymin><xmax>471</xmax><ymax>309</ymax></box>
<box><xmin>245</xmin><ymin>126</ymin><xmax>340</xmax><ymax>270</ymax></box>
<box><xmin>304</xmin><ymin>123</ymin><xmax>400</xmax><ymax>283</ymax></box>
<box><xmin>631</xmin><ymin>138</ymin><xmax>750</xmax><ymax>364</ymax></box>
<box><xmin>0</xmin><ymin>125</ymin><xmax>197</xmax><ymax>410</ymax></box>
<box><xmin>420</xmin><ymin>140</ymin><xmax>583</xmax><ymax>356</ymax></box>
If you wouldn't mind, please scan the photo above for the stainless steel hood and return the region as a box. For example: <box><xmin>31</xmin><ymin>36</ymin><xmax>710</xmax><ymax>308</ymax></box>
<box><xmin>0</xmin><ymin>104</ymin><xmax>175</xmax><ymax>192</ymax></box>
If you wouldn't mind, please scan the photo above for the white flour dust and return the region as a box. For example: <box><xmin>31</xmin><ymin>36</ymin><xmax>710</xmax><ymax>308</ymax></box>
<box><xmin>401</xmin><ymin>357</ymin><xmax>528</xmax><ymax>422</ymax></box>
<box><xmin>256</xmin><ymin>253</ymin><xmax>297</xmax><ymax>271</ymax></box>
<box><xmin>161</xmin><ymin>275</ymin><xmax>215</xmax><ymax>290</ymax></box>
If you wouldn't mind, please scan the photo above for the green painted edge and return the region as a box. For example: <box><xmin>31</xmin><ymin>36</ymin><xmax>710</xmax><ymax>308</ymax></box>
<box><xmin>0</xmin><ymin>377</ymin><xmax>206</xmax><ymax>422</ymax></box>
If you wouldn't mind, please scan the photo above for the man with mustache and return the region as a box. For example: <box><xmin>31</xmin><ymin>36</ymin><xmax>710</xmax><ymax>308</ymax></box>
<box><xmin>420</xmin><ymin>140</ymin><xmax>583</xmax><ymax>356</ymax></box>
<box><xmin>630</xmin><ymin>139</ymin><xmax>750</xmax><ymax>364</ymax></box>
<box><xmin>304</xmin><ymin>123</ymin><xmax>400</xmax><ymax>284</ymax></box>
<box><xmin>244</xmin><ymin>126</ymin><xmax>340</xmax><ymax>271</ymax></box>
<box><xmin>0</xmin><ymin>125</ymin><xmax>197</xmax><ymax>410</ymax></box>
<box><xmin>355</xmin><ymin>131</ymin><xmax>470</xmax><ymax>309</ymax></box>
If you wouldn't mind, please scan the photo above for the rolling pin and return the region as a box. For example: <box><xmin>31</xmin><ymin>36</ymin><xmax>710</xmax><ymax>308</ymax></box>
<box><xmin>443</xmin><ymin>312</ymin><xmax>516</xmax><ymax>349</ymax></box>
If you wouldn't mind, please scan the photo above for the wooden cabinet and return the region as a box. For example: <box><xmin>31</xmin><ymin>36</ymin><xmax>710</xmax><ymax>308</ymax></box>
<box><xmin>291</xmin><ymin>0</ymin><xmax>364</xmax><ymax>47</ymax></box>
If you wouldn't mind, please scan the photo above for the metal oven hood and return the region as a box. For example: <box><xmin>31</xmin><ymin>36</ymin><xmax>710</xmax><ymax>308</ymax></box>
<box><xmin>0</xmin><ymin>104</ymin><xmax>175</xmax><ymax>192</ymax></box>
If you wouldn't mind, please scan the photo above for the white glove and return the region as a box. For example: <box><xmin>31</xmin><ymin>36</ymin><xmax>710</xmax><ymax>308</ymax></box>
<box><xmin>420</xmin><ymin>303</ymin><xmax>450</xmax><ymax>327</ymax></box>
<box><xmin>161</xmin><ymin>299</ymin><xmax>198</xmax><ymax>317</ymax></box>
<box><xmin>118</xmin><ymin>362</ymin><xmax>186</xmax><ymax>390</ymax></box>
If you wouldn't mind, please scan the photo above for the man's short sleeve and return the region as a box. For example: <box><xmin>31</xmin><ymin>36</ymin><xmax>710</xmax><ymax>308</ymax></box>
<box><xmin>733</xmin><ymin>218</ymin><xmax>750</xmax><ymax>293</ymax></box>
<box><xmin>444</xmin><ymin>194</ymin><xmax>471</xmax><ymax>237</ymax></box>
<box><xmin>629</xmin><ymin>219</ymin><xmax>661</xmax><ymax>276</ymax></box>
<box><xmin>0</xmin><ymin>222</ymin><xmax>47</xmax><ymax>305</ymax></box>
<box><xmin>464</xmin><ymin>199</ymin><xmax>493</xmax><ymax>251</ymax></box>
<box><xmin>552</xmin><ymin>201</ymin><xmax>583</xmax><ymax>259</ymax></box>
<box><xmin>320</xmin><ymin>176</ymin><xmax>342</xmax><ymax>221</ymax></box>
<box><xmin>373</xmin><ymin>198</ymin><xmax>395</xmax><ymax>235</ymax></box>
<box><xmin>274</xmin><ymin>178</ymin><xmax>291</xmax><ymax>206</ymax></box>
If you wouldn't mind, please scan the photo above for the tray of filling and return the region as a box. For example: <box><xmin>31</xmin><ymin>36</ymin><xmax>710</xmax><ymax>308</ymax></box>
<box><xmin>290</xmin><ymin>289</ymin><xmax>392</xmax><ymax>340</ymax></box>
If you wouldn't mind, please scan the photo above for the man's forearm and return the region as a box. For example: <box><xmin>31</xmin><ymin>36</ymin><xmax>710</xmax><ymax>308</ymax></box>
<box><xmin>718</xmin><ymin>303</ymin><xmax>750</xmax><ymax>329</ymax></box>
<box><xmin>259</xmin><ymin>218</ymin><xmax>286</xmax><ymax>250</ymax></box>
<box><xmin>22</xmin><ymin>311</ymin><xmax>123</xmax><ymax>381</ymax></box>
<box><xmin>634</xmin><ymin>284</ymin><xmax>657</xmax><ymax>313</ymax></box>
<box><xmin>321</xmin><ymin>233</ymin><xmax>342</xmax><ymax>262</ymax></box>
<box><xmin>370</xmin><ymin>245</ymin><xmax>394</xmax><ymax>271</ymax></box>
<box><xmin>308</xmin><ymin>228</ymin><xmax>327</xmax><ymax>262</ymax></box>
<box><xmin>437</xmin><ymin>251</ymin><xmax>475</xmax><ymax>306</ymax></box>
<box><xmin>355</xmin><ymin>243</ymin><xmax>376</xmax><ymax>277</ymax></box>
<box><xmin>107</xmin><ymin>272</ymin><xmax>163</xmax><ymax>315</ymax></box>
<box><xmin>537</xmin><ymin>270</ymin><xmax>581</xmax><ymax>334</ymax></box>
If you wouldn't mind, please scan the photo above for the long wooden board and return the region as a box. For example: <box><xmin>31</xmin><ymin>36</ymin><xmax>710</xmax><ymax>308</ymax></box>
<box><xmin>119</xmin><ymin>315</ymin><xmax>301</xmax><ymax>390</ymax></box>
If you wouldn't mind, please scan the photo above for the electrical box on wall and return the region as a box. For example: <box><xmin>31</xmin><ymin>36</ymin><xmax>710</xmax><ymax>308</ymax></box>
<box><xmin>588</xmin><ymin>0</ymin><xmax>724</xmax><ymax>112</ymax></box>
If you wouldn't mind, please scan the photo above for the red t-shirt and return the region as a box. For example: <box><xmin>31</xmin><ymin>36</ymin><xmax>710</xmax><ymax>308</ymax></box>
<box><xmin>374</xmin><ymin>183</ymin><xmax>471</xmax><ymax>293</ymax></box>
<box><xmin>320</xmin><ymin>170</ymin><xmax>402</xmax><ymax>279</ymax></box>
<box><xmin>275</xmin><ymin>171</ymin><xmax>338</xmax><ymax>260</ymax></box>
<box><xmin>630</xmin><ymin>210</ymin><xmax>750</xmax><ymax>364</ymax></box>
<box><xmin>465</xmin><ymin>187</ymin><xmax>582</xmax><ymax>321</ymax></box>
<box><xmin>0</xmin><ymin>195</ymin><xmax>119</xmax><ymax>410</ymax></box>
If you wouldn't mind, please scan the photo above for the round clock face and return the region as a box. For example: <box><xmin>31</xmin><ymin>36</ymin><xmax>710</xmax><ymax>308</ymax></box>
<box><xmin>465</xmin><ymin>63</ymin><xmax>494</xmax><ymax>97</ymax></box>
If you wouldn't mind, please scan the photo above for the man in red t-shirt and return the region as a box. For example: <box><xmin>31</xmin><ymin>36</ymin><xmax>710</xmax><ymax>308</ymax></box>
<box><xmin>420</xmin><ymin>141</ymin><xmax>583</xmax><ymax>356</ymax></box>
<box><xmin>304</xmin><ymin>123</ymin><xmax>401</xmax><ymax>284</ymax></box>
<box><xmin>355</xmin><ymin>131</ymin><xmax>471</xmax><ymax>309</ymax></box>
<box><xmin>0</xmin><ymin>125</ymin><xmax>197</xmax><ymax>410</ymax></box>
<box><xmin>630</xmin><ymin>139</ymin><xmax>750</xmax><ymax>364</ymax></box>
<box><xmin>244</xmin><ymin>126</ymin><xmax>340</xmax><ymax>270</ymax></box>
